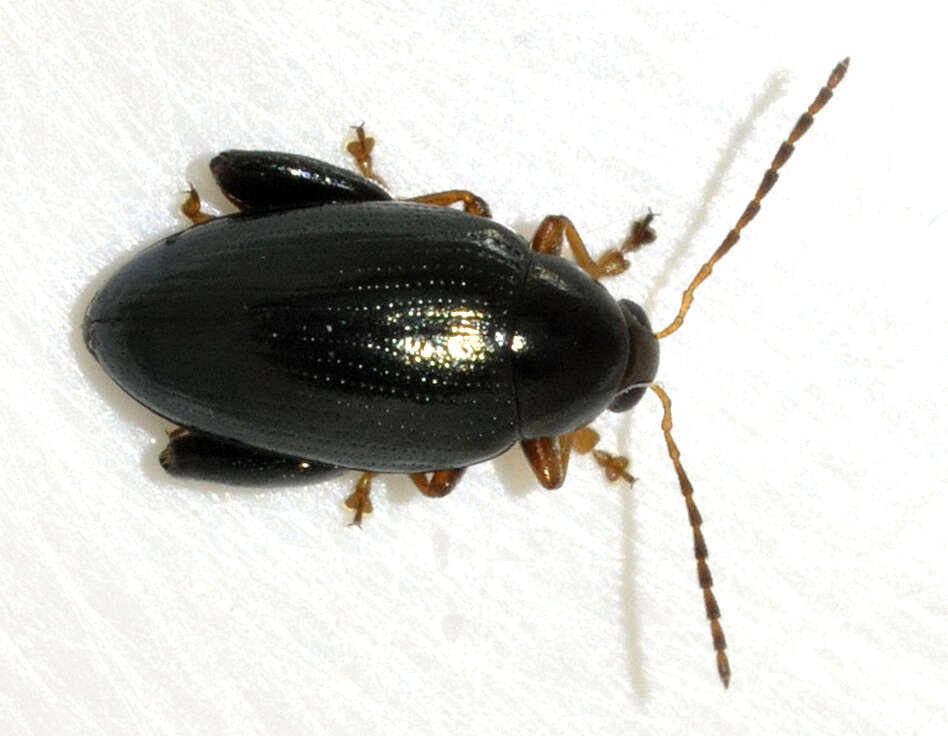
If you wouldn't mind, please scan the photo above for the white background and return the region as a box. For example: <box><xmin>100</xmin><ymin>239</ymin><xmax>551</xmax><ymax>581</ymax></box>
<box><xmin>2</xmin><ymin>1</ymin><xmax>946</xmax><ymax>734</ymax></box>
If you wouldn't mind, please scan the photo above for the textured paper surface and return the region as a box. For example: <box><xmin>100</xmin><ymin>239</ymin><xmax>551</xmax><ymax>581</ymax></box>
<box><xmin>2</xmin><ymin>2</ymin><xmax>946</xmax><ymax>734</ymax></box>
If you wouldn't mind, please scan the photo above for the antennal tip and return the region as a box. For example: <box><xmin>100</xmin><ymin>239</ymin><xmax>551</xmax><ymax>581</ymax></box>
<box><xmin>828</xmin><ymin>58</ymin><xmax>850</xmax><ymax>88</ymax></box>
<box><xmin>718</xmin><ymin>652</ymin><xmax>731</xmax><ymax>688</ymax></box>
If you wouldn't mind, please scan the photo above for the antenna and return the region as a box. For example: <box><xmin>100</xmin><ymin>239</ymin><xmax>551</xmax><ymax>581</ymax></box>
<box><xmin>655</xmin><ymin>57</ymin><xmax>849</xmax><ymax>340</ymax></box>
<box><xmin>650</xmin><ymin>59</ymin><xmax>850</xmax><ymax>687</ymax></box>
<box><xmin>651</xmin><ymin>383</ymin><xmax>730</xmax><ymax>686</ymax></box>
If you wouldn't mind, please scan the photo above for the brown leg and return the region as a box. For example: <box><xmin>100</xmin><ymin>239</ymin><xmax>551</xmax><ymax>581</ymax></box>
<box><xmin>345</xmin><ymin>468</ymin><xmax>466</xmax><ymax>524</ymax></box>
<box><xmin>345</xmin><ymin>124</ymin><xmax>386</xmax><ymax>186</ymax></box>
<box><xmin>344</xmin><ymin>124</ymin><xmax>490</xmax><ymax>216</ymax></box>
<box><xmin>181</xmin><ymin>184</ymin><xmax>214</xmax><ymax>225</ymax></box>
<box><xmin>597</xmin><ymin>211</ymin><xmax>657</xmax><ymax>275</ymax></box>
<box><xmin>523</xmin><ymin>428</ymin><xmax>636</xmax><ymax>490</ymax></box>
<box><xmin>521</xmin><ymin>435</ymin><xmax>573</xmax><ymax>490</ymax></box>
<box><xmin>410</xmin><ymin>468</ymin><xmax>466</xmax><ymax>498</ymax></box>
<box><xmin>571</xmin><ymin>427</ymin><xmax>635</xmax><ymax>484</ymax></box>
<box><xmin>406</xmin><ymin>191</ymin><xmax>492</xmax><ymax>218</ymax></box>
<box><xmin>530</xmin><ymin>213</ymin><xmax>656</xmax><ymax>280</ymax></box>
<box><xmin>344</xmin><ymin>472</ymin><xmax>375</xmax><ymax>527</ymax></box>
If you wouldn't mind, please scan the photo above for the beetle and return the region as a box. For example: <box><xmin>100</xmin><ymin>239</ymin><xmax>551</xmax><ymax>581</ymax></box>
<box><xmin>83</xmin><ymin>59</ymin><xmax>848</xmax><ymax>687</ymax></box>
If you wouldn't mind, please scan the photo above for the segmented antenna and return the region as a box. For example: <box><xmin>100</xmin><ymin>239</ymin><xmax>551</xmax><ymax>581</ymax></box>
<box><xmin>647</xmin><ymin>59</ymin><xmax>850</xmax><ymax>687</ymax></box>
<box><xmin>655</xmin><ymin>57</ymin><xmax>849</xmax><ymax>339</ymax></box>
<box><xmin>651</xmin><ymin>383</ymin><xmax>730</xmax><ymax>687</ymax></box>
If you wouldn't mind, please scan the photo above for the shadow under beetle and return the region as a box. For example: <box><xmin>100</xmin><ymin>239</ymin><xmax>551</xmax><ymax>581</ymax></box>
<box><xmin>83</xmin><ymin>60</ymin><xmax>849</xmax><ymax>687</ymax></box>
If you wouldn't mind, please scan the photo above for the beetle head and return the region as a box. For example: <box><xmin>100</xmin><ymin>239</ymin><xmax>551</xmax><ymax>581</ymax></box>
<box><xmin>608</xmin><ymin>299</ymin><xmax>659</xmax><ymax>412</ymax></box>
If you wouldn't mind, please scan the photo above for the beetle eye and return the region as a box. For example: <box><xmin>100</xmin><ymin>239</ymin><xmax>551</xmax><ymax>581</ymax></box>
<box><xmin>620</xmin><ymin>299</ymin><xmax>650</xmax><ymax>330</ymax></box>
<box><xmin>609</xmin><ymin>384</ymin><xmax>647</xmax><ymax>412</ymax></box>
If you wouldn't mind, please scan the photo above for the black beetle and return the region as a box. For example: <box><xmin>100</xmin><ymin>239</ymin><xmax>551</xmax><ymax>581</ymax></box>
<box><xmin>83</xmin><ymin>60</ymin><xmax>849</xmax><ymax>687</ymax></box>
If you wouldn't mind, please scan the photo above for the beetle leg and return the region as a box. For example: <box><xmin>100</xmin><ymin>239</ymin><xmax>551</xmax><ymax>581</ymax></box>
<box><xmin>345</xmin><ymin>124</ymin><xmax>386</xmax><ymax>186</ymax></box>
<box><xmin>159</xmin><ymin>428</ymin><xmax>342</xmax><ymax>486</ymax></box>
<box><xmin>405</xmin><ymin>191</ymin><xmax>492</xmax><ymax>218</ymax></box>
<box><xmin>523</xmin><ymin>430</ymin><xmax>635</xmax><ymax>490</ymax></box>
<box><xmin>409</xmin><ymin>468</ymin><xmax>466</xmax><ymax>498</ymax></box>
<box><xmin>344</xmin><ymin>472</ymin><xmax>376</xmax><ymax>526</ymax></box>
<box><xmin>343</xmin><ymin>124</ymin><xmax>491</xmax><ymax>216</ymax></box>
<box><xmin>181</xmin><ymin>185</ymin><xmax>215</xmax><ymax>225</ymax></box>
<box><xmin>571</xmin><ymin>427</ymin><xmax>636</xmax><ymax>484</ymax></box>
<box><xmin>531</xmin><ymin>215</ymin><xmax>603</xmax><ymax>280</ymax></box>
<box><xmin>597</xmin><ymin>211</ymin><xmax>657</xmax><ymax>275</ymax></box>
<box><xmin>521</xmin><ymin>435</ymin><xmax>573</xmax><ymax>490</ymax></box>
<box><xmin>531</xmin><ymin>212</ymin><xmax>657</xmax><ymax>280</ymax></box>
